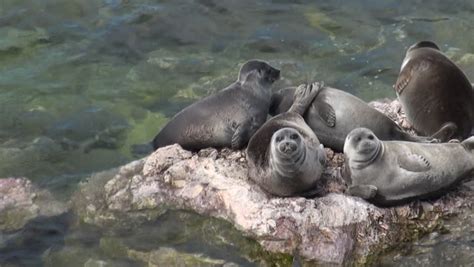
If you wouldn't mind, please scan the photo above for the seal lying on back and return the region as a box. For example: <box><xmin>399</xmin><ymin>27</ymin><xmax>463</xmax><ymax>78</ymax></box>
<box><xmin>343</xmin><ymin>127</ymin><xmax>474</xmax><ymax>206</ymax></box>
<box><xmin>395</xmin><ymin>41</ymin><xmax>474</xmax><ymax>141</ymax></box>
<box><xmin>152</xmin><ymin>60</ymin><xmax>280</xmax><ymax>151</ymax></box>
<box><xmin>270</xmin><ymin>86</ymin><xmax>433</xmax><ymax>152</ymax></box>
<box><xmin>246</xmin><ymin>82</ymin><xmax>326</xmax><ymax>197</ymax></box>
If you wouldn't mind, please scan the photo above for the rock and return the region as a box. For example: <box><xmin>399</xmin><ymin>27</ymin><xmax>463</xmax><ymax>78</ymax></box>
<box><xmin>73</xmin><ymin>99</ymin><xmax>473</xmax><ymax>265</ymax></box>
<box><xmin>0</xmin><ymin>177</ymin><xmax>67</xmax><ymax>231</ymax></box>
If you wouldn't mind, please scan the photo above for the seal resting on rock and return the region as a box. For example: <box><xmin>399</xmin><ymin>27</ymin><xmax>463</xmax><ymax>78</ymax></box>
<box><xmin>343</xmin><ymin>127</ymin><xmax>474</xmax><ymax>206</ymax></box>
<box><xmin>394</xmin><ymin>40</ymin><xmax>474</xmax><ymax>141</ymax></box>
<box><xmin>246</xmin><ymin>82</ymin><xmax>326</xmax><ymax>197</ymax></box>
<box><xmin>270</xmin><ymin>86</ymin><xmax>433</xmax><ymax>152</ymax></box>
<box><xmin>152</xmin><ymin>60</ymin><xmax>280</xmax><ymax>151</ymax></box>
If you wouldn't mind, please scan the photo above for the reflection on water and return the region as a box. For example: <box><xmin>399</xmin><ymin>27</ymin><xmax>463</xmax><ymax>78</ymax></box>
<box><xmin>1</xmin><ymin>0</ymin><xmax>474</xmax><ymax>265</ymax></box>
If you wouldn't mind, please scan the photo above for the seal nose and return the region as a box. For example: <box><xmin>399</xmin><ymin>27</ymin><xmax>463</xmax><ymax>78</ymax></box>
<box><xmin>359</xmin><ymin>140</ymin><xmax>374</xmax><ymax>152</ymax></box>
<box><xmin>279</xmin><ymin>141</ymin><xmax>297</xmax><ymax>153</ymax></box>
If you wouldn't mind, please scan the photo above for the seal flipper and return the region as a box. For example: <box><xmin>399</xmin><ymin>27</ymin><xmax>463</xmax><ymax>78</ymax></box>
<box><xmin>231</xmin><ymin>120</ymin><xmax>251</xmax><ymax>149</ymax></box>
<box><xmin>313</xmin><ymin>96</ymin><xmax>336</xmax><ymax>127</ymax></box>
<box><xmin>430</xmin><ymin>122</ymin><xmax>458</xmax><ymax>142</ymax></box>
<box><xmin>397</xmin><ymin>153</ymin><xmax>431</xmax><ymax>172</ymax></box>
<box><xmin>348</xmin><ymin>185</ymin><xmax>377</xmax><ymax>199</ymax></box>
<box><xmin>289</xmin><ymin>82</ymin><xmax>324</xmax><ymax>115</ymax></box>
<box><xmin>394</xmin><ymin>62</ymin><xmax>412</xmax><ymax>95</ymax></box>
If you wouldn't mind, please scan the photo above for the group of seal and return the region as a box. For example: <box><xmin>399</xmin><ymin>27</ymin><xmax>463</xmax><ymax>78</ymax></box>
<box><xmin>343</xmin><ymin>41</ymin><xmax>474</xmax><ymax>205</ymax></box>
<box><xmin>149</xmin><ymin>41</ymin><xmax>474</xmax><ymax>206</ymax></box>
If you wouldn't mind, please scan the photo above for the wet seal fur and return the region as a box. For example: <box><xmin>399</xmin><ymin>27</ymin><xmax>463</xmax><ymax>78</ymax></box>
<box><xmin>343</xmin><ymin>127</ymin><xmax>474</xmax><ymax>206</ymax></box>
<box><xmin>395</xmin><ymin>41</ymin><xmax>474</xmax><ymax>141</ymax></box>
<box><xmin>246</xmin><ymin>82</ymin><xmax>326</xmax><ymax>197</ymax></box>
<box><xmin>152</xmin><ymin>60</ymin><xmax>280</xmax><ymax>151</ymax></box>
<box><xmin>270</xmin><ymin>86</ymin><xmax>433</xmax><ymax>152</ymax></box>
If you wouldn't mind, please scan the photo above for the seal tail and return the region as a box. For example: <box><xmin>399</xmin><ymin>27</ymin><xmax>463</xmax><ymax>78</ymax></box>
<box><xmin>461</xmin><ymin>136</ymin><xmax>474</xmax><ymax>151</ymax></box>
<box><xmin>430</xmin><ymin>122</ymin><xmax>458</xmax><ymax>142</ymax></box>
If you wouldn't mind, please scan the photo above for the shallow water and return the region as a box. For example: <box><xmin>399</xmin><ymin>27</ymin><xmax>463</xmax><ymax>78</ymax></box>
<box><xmin>1</xmin><ymin>0</ymin><xmax>474</xmax><ymax>266</ymax></box>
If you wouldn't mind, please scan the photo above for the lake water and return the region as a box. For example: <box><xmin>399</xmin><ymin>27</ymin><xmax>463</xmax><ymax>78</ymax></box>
<box><xmin>1</xmin><ymin>0</ymin><xmax>474</xmax><ymax>266</ymax></box>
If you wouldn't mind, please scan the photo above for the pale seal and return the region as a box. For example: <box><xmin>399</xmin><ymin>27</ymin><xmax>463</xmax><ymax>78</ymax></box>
<box><xmin>246</xmin><ymin>82</ymin><xmax>326</xmax><ymax>197</ymax></box>
<box><xmin>152</xmin><ymin>60</ymin><xmax>280</xmax><ymax>151</ymax></box>
<box><xmin>343</xmin><ymin>127</ymin><xmax>474</xmax><ymax>206</ymax></box>
<box><xmin>270</xmin><ymin>86</ymin><xmax>434</xmax><ymax>152</ymax></box>
<box><xmin>394</xmin><ymin>40</ymin><xmax>474</xmax><ymax>141</ymax></box>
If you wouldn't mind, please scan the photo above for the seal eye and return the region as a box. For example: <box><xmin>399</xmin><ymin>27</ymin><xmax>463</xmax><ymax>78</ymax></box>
<box><xmin>368</xmin><ymin>135</ymin><xmax>374</xmax><ymax>140</ymax></box>
<box><xmin>276</xmin><ymin>136</ymin><xmax>283</xmax><ymax>142</ymax></box>
<box><xmin>356</xmin><ymin>137</ymin><xmax>362</xmax><ymax>142</ymax></box>
<box><xmin>290</xmin><ymin>134</ymin><xmax>299</xmax><ymax>140</ymax></box>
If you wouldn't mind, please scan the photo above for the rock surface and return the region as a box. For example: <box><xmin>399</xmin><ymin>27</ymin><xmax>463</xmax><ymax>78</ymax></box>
<box><xmin>71</xmin><ymin>99</ymin><xmax>474</xmax><ymax>265</ymax></box>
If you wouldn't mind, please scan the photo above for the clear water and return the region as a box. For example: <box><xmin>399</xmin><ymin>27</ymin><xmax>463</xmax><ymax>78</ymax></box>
<box><xmin>1</xmin><ymin>0</ymin><xmax>474</xmax><ymax>265</ymax></box>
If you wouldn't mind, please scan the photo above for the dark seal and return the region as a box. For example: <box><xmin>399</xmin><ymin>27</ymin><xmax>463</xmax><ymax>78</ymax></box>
<box><xmin>270</xmin><ymin>86</ymin><xmax>433</xmax><ymax>152</ymax></box>
<box><xmin>152</xmin><ymin>60</ymin><xmax>280</xmax><ymax>151</ymax></box>
<box><xmin>395</xmin><ymin>40</ymin><xmax>474</xmax><ymax>141</ymax></box>
<box><xmin>344</xmin><ymin>127</ymin><xmax>474</xmax><ymax>206</ymax></box>
<box><xmin>246</xmin><ymin>82</ymin><xmax>326</xmax><ymax>197</ymax></box>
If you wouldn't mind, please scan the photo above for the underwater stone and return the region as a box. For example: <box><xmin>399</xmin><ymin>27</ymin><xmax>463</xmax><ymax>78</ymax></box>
<box><xmin>0</xmin><ymin>177</ymin><xmax>67</xmax><ymax>231</ymax></box>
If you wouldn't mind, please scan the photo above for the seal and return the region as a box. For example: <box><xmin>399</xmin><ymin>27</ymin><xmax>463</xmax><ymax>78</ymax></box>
<box><xmin>152</xmin><ymin>60</ymin><xmax>280</xmax><ymax>151</ymax></box>
<box><xmin>343</xmin><ymin>127</ymin><xmax>474</xmax><ymax>206</ymax></box>
<box><xmin>394</xmin><ymin>40</ymin><xmax>474</xmax><ymax>141</ymax></box>
<box><xmin>246</xmin><ymin>82</ymin><xmax>326</xmax><ymax>197</ymax></box>
<box><xmin>270</xmin><ymin>86</ymin><xmax>433</xmax><ymax>152</ymax></box>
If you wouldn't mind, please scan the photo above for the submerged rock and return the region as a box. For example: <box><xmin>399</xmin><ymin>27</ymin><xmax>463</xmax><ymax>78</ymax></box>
<box><xmin>0</xmin><ymin>177</ymin><xmax>67</xmax><ymax>232</ymax></box>
<box><xmin>72</xmin><ymin>99</ymin><xmax>473</xmax><ymax>265</ymax></box>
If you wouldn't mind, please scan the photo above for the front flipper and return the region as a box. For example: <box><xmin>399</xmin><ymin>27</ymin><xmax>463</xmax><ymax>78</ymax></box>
<box><xmin>313</xmin><ymin>96</ymin><xmax>336</xmax><ymax>127</ymax></box>
<box><xmin>231</xmin><ymin>120</ymin><xmax>251</xmax><ymax>149</ymax></box>
<box><xmin>289</xmin><ymin>81</ymin><xmax>324</xmax><ymax>115</ymax></box>
<box><xmin>430</xmin><ymin>122</ymin><xmax>458</xmax><ymax>142</ymax></box>
<box><xmin>231</xmin><ymin>118</ymin><xmax>262</xmax><ymax>149</ymax></box>
<box><xmin>397</xmin><ymin>153</ymin><xmax>431</xmax><ymax>172</ymax></box>
<box><xmin>348</xmin><ymin>185</ymin><xmax>378</xmax><ymax>199</ymax></box>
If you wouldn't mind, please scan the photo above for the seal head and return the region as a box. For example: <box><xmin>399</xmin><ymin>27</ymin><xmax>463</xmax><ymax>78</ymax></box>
<box><xmin>270</xmin><ymin>128</ymin><xmax>306</xmax><ymax>178</ymax></box>
<box><xmin>238</xmin><ymin>60</ymin><xmax>280</xmax><ymax>86</ymax></box>
<box><xmin>344</xmin><ymin>128</ymin><xmax>383</xmax><ymax>169</ymax></box>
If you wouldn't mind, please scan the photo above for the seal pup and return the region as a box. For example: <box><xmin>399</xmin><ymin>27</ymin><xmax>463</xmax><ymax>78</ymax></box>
<box><xmin>246</xmin><ymin>82</ymin><xmax>326</xmax><ymax>197</ymax></box>
<box><xmin>270</xmin><ymin>86</ymin><xmax>434</xmax><ymax>152</ymax></box>
<box><xmin>394</xmin><ymin>40</ymin><xmax>474</xmax><ymax>141</ymax></box>
<box><xmin>152</xmin><ymin>60</ymin><xmax>280</xmax><ymax>151</ymax></box>
<box><xmin>343</xmin><ymin>127</ymin><xmax>474</xmax><ymax>206</ymax></box>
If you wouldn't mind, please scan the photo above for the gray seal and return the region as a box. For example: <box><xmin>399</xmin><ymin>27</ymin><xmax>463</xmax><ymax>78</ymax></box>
<box><xmin>343</xmin><ymin>127</ymin><xmax>474</xmax><ymax>206</ymax></box>
<box><xmin>152</xmin><ymin>60</ymin><xmax>280</xmax><ymax>151</ymax></box>
<box><xmin>246</xmin><ymin>82</ymin><xmax>326</xmax><ymax>197</ymax></box>
<box><xmin>394</xmin><ymin>40</ymin><xmax>474</xmax><ymax>141</ymax></box>
<box><xmin>270</xmin><ymin>86</ymin><xmax>433</xmax><ymax>152</ymax></box>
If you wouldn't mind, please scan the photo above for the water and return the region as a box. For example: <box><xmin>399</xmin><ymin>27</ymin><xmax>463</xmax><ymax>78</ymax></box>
<box><xmin>1</xmin><ymin>0</ymin><xmax>474</xmax><ymax>265</ymax></box>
